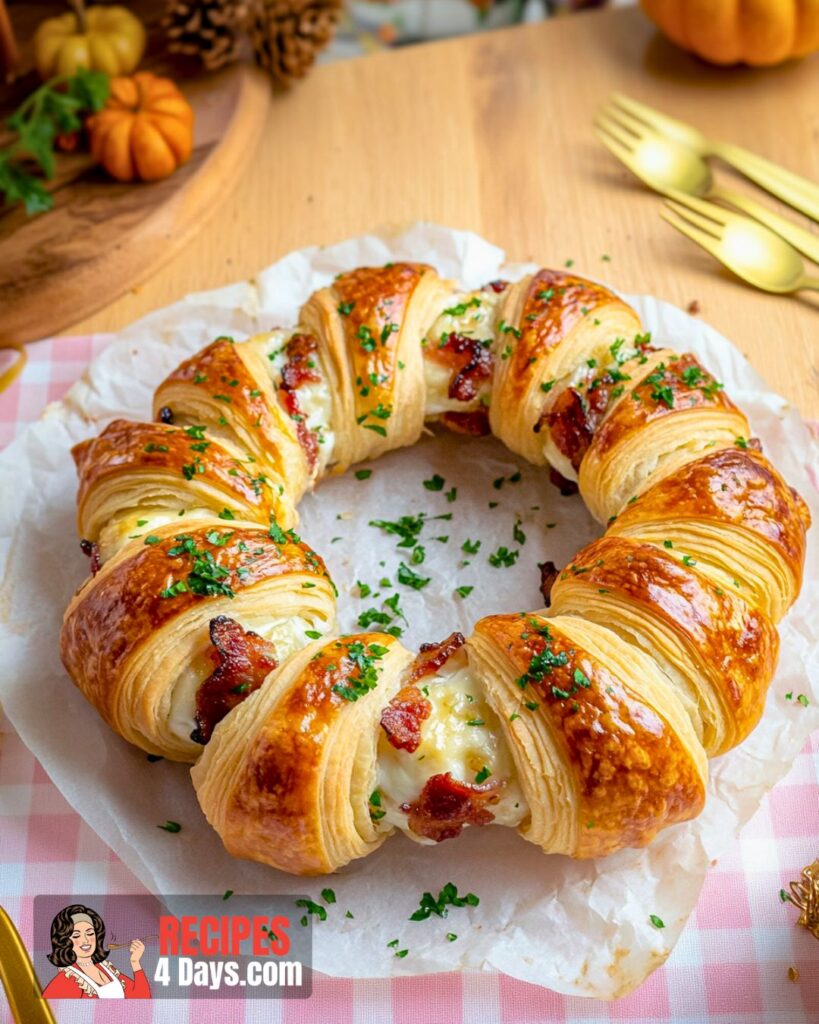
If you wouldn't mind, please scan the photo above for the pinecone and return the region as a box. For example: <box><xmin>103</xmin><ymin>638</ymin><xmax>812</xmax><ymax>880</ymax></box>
<box><xmin>163</xmin><ymin>0</ymin><xmax>249</xmax><ymax>71</ymax></box>
<box><xmin>247</xmin><ymin>0</ymin><xmax>342</xmax><ymax>88</ymax></box>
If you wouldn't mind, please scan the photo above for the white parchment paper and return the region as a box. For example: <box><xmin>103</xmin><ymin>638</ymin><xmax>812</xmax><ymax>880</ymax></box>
<box><xmin>1</xmin><ymin>224</ymin><xmax>817</xmax><ymax>998</ymax></box>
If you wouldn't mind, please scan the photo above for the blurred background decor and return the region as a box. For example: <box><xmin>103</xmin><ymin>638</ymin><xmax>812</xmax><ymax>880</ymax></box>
<box><xmin>0</xmin><ymin>0</ymin><xmax>271</xmax><ymax>350</ymax></box>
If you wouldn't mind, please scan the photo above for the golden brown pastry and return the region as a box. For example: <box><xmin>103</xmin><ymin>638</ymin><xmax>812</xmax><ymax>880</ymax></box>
<box><xmin>606</xmin><ymin>446</ymin><xmax>810</xmax><ymax>623</ymax></box>
<box><xmin>61</xmin><ymin>258</ymin><xmax>810</xmax><ymax>876</ymax></box>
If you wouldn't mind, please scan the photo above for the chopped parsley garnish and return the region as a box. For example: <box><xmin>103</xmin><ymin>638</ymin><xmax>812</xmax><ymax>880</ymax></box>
<box><xmin>369</xmin><ymin>789</ymin><xmax>386</xmax><ymax>821</ymax></box>
<box><xmin>474</xmin><ymin>766</ymin><xmax>491</xmax><ymax>783</ymax></box>
<box><xmin>397</xmin><ymin>561</ymin><xmax>430</xmax><ymax>590</ymax></box>
<box><xmin>488</xmin><ymin>546</ymin><xmax>518</xmax><ymax>568</ymax></box>
<box><xmin>455</xmin><ymin>585</ymin><xmax>473</xmax><ymax>599</ymax></box>
<box><xmin>331</xmin><ymin>641</ymin><xmax>389</xmax><ymax>702</ymax></box>
<box><xmin>357</xmin><ymin>325</ymin><xmax>376</xmax><ymax>352</ymax></box>
<box><xmin>157</xmin><ymin>821</ymin><xmax>181</xmax><ymax>833</ymax></box>
<box><xmin>295</xmin><ymin>899</ymin><xmax>327</xmax><ymax>922</ymax></box>
<box><xmin>681</xmin><ymin>366</ymin><xmax>704</xmax><ymax>387</ymax></box>
<box><xmin>161</xmin><ymin>534</ymin><xmax>235</xmax><ymax>599</ymax></box>
<box><xmin>337</xmin><ymin>300</ymin><xmax>355</xmax><ymax>316</ymax></box>
<box><xmin>443</xmin><ymin>297</ymin><xmax>481</xmax><ymax>317</ymax></box>
<box><xmin>410</xmin><ymin>882</ymin><xmax>480</xmax><ymax>921</ymax></box>
<box><xmin>649</xmin><ymin>914</ymin><xmax>665</xmax><ymax>929</ymax></box>
<box><xmin>321</xmin><ymin>888</ymin><xmax>336</xmax><ymax>905</ymax></box>
<box><xmin>355</xmin><ymin>469</ymin><xmax>373</xmax><ymax>480</ymax></box>
<box><xmin>423</xmin><ymin>474</ymin><xmax>445</xmax><ymax>491</ymax></box>
<box><xmin>268</xmin><ymin>516</ymin><xmax>288</xmax><ymax>544</ymax></box>
<box><xmin>462</xmin><ymin>539</ymin><xmax>481</xmax><ymax>555</ymax></box>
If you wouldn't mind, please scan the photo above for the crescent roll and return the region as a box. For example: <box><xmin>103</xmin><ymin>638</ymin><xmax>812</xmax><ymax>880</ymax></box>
<box><xmin>61</xmin><ymin>520</ymin><xmax>336</xmax><ymax>761</ymax></box>
<box><xmin>61</xmin><ymin>256</ymin><xmax>810</xmax><ymax>877</ymax></box>
<box><xmin>192</xmin><ymin>633</ymin><xmax>412</xmax><ymax>875</ymax></box>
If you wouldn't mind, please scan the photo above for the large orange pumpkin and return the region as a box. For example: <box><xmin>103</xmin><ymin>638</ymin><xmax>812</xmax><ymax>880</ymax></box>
<box><xmin>640</xmin><ymin>0</ymin><xmax>819</xmax><ymax>65</ymax></box>
<box><xmin>87</xmin><ymin>72</ymin><xmax>194</xmax><ymax>183</ymax></box>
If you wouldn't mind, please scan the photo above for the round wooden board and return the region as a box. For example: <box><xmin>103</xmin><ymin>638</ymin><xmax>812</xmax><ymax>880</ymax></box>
<box><xmin>0</xmin><ymin>2</ymin><xmax>271</xmax><ymax>346</ymax></box>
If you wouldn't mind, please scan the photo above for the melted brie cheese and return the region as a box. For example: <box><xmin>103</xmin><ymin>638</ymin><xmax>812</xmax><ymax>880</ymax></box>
<box><xmin>422</xmin><ymin>290</ymin><xmax>500</xmax><ymax>416</ymax></box>
<box><xmin>264</xmin><ymin>330</ymin><xmax>336</xmax><ymax>473</ymax></box>
<box><xmin>375</xmin><ymin>650</ymin><xmax>528</xmax><ymax>840</ymax></box>
<box><xmin>167</xmin><ymin>614</ymin><xmax>332</xmax><ymax>743</ymax></box>
<box><xmin>97</xmin><ymin>506</ymin><xmax>214</xmax><ymax>562</ymax></box>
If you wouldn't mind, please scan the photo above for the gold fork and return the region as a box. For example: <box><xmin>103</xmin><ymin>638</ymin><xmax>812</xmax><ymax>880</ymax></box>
<box><xmin>661</xmin><ymin>191</ymin><xmax>819</xmax><ymax>294</ymax></box>
<box><xmin>594</xmin><ymin>108</ymin><xmax>819</xmax><ymax>266</ymax></box>
<box><xmin>608</xmin><ymin>92</ymin><xmax>819</xmax><ymax>222</ymax></box>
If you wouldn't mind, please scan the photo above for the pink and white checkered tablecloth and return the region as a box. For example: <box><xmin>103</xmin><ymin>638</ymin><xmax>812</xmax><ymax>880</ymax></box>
<box><xmin>1</xmin><ymin>334</ymin><xmax>817</xmax><ymax>1024</ymax></box>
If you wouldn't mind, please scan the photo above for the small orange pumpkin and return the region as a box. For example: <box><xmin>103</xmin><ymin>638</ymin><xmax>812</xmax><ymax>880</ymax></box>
<box><xmin>87</xmin><ymin>71</ymin><xmax>194</xmax><ymax>183</ymax></box>
<box><xmin>640</xmin><ymin>0</ymin><xmax>819</xmax><ymax>66</ymax></box>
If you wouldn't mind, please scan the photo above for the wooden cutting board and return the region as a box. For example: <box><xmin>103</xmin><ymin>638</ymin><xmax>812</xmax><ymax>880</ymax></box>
<box><xmin>0</xmin><ymin>1</ymin><xmax>270</xmax><ymax>346</ymax></box>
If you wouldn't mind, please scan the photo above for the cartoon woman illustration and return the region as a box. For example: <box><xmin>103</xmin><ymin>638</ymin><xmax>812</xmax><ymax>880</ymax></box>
<box><xmin>41</xmin><ymin>904</ymin><xmax>151</xmax><ymax>999</ymax></box>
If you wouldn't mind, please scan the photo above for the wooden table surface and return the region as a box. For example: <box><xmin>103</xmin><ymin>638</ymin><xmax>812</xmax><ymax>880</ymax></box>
<box><xmin>67</xmin><ymin>5</ymin><xmax>819</xmax><ymax>419</ymax></box>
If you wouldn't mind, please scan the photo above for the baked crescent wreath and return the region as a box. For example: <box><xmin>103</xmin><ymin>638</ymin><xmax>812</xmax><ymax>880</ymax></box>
<box><xmin>60</xmin><ymin>262</ymin><xmax>811</xmax><ymax>876</ymax></box>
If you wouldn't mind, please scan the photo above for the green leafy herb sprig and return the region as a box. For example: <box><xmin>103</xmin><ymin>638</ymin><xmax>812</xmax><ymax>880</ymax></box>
<box><xmin>0</xmin><ymin>68</ymin><xmax>109</xmax><ymax>215</ymax></box>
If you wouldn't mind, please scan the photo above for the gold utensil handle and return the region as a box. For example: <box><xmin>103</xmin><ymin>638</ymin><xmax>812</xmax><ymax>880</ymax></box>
<box><xmin>712</xmin><ymin>141</ymin><xmax>819</xmax><ymax>223</ymax></box>
<box><xmin>711</xmin><ymin>186</ymin><xmax>819</xmax><ymax>266</ymax></box>
<box><xmin>0</xmin><ymin>341</ymin><xmax>27</xmax><ymax>396</ymax></box>
<box><xmin>0</xmin><ymin>906</ymin><xmax>56</xmax><ymax>1024</ymax></box>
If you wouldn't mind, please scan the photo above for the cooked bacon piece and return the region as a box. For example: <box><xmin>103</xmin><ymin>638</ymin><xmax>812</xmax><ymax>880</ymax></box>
<box><xmin>441</xmin><ymin>410</ymin><xmax>490</xmax><ymax>436</ymax></box>
<box><xmin>427</xmin><ymin>332</ymin><xmax>494</xmax><ymax>403</ymax></box>
<box><xmin>407</xmin><ymin>631</ymin><xmax>466</xmax><ymax>685</ymax></box>
<box><xmin>548</xmin><ymin>466</ymin><xmax>578</xmax><ymax>496</ymax></box>
<box><xmin>279</xmin><ymin>388</ymin><xmax>319</xmax><ymax>471</ymax></box>
<box><xmin>279</xmin><ymin>332</ymin><xmax>322</xmax><ymax>470</ymax></box>
<box><xmin>539</xmin><ymin>378</ymin><xmax>616</xmax><ymax>471</ymax></box>
<box><xmin>538</xmin><ymin>560</ymin><xmax>559</xmax><ymax>607</ymax></box>
<box><xmin>484</xmin><ymin>279</ymin><xmax>509</xmax><ymax>294</ymax></box>
<box><xmin>380</xmin><ymin>684</ymin><xmax>432</xmax><ymax>753</ymax></box>
<box><xmin>192</xmin><ymin>615</ymin><xmax>278</xmax><ymax>745</ymax></box>
<box><xmin>280</xmin><ymin>333</ymin><xmax>321</xmax><ymax>390</ymax></box>
<box><xmin>80</xmin><ymin>539</ymin><xmax>101</xmax><ymax>576</ymax></box>
<box><xmin>405</xmin><ymin>772</ymin><xmax>502</xmax><ymax>842</ymax></box>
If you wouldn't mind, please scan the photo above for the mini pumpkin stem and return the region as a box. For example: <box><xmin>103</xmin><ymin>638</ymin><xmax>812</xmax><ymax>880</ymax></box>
<box><xmin>68</xmin><ymin>0</ymin><xmax>87</xmax><ymax>34</ymax></box>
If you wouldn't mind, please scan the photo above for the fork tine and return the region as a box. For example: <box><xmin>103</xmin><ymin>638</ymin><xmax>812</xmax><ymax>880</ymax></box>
<box><xmin>593</xmin><ymin>127</ymin><xmax>636</xmax><ymax>167</ymax></box>
<box><xmin>663</xmin><ymin>189</ymin><xmax>731</xmax><ymax>226</ymax></box>
<box><xmin>609</xmin><ymin>92</ymin><xmax>684</xmax><ymax>137</ymax></box>
<box><xmin>660</xmin><ymin>210</ymin><xmax>723</xmax><ymax>258</ymax></box>
<box><xmin>596</xmin><ymin>101</ymin><xmax>651</xmax><ymax>140</ymax></box>
<box><xmin>593</xmin><ymin>112</ymin><xmax>638</xmax><ymax>150</ymax></box>
<box><xmin>664</xmin><ymin>199</ymin><xmax>724</xmax><ymax>240</ymax></box>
